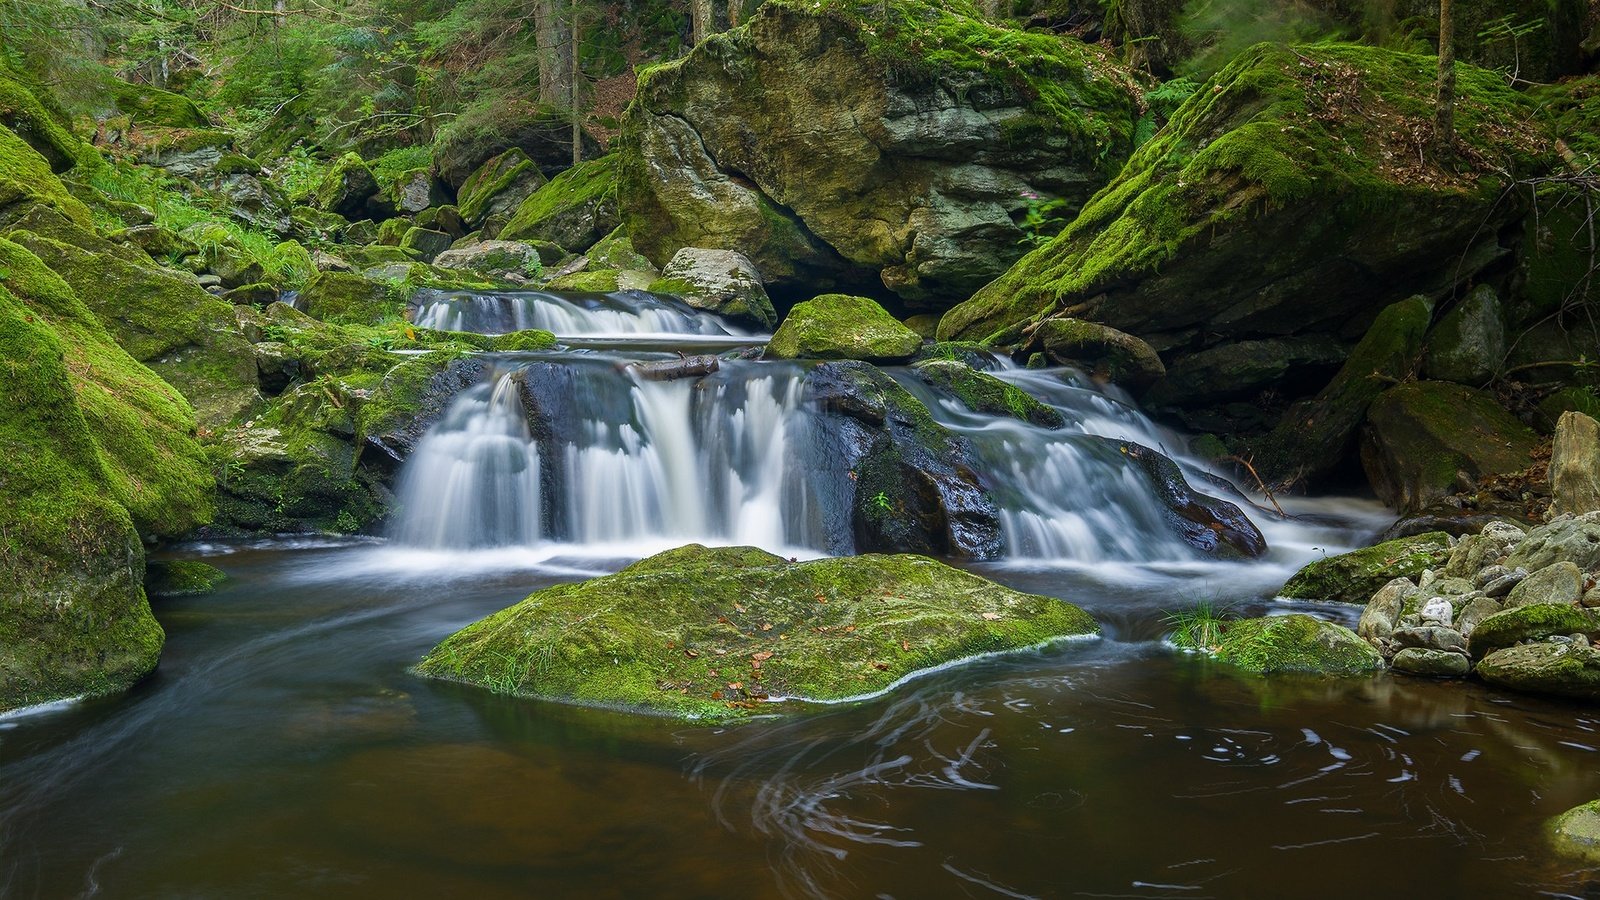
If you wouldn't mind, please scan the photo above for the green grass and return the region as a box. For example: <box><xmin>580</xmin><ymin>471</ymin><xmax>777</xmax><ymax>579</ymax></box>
<box><xmin>1164</xmin><ymin>600</ymin><xmax>1232</xmax><ymax>652</ymax></box>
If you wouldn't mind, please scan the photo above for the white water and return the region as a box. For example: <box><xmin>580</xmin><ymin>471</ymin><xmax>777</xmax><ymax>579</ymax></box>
<box><xmin>390</xmin><ymin>290</ymin><xmax>1388</xmax><ymax>567</ymax></box>
<box><xmin>411</xmin><ymin>289</ymin><xmax>750</xmax><ymax>338</ymax></box>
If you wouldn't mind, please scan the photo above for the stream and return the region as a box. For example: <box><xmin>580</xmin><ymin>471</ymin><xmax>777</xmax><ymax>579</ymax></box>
<box><xmin>3</xmin><ymin>290</ymin><xmax>1599</xmax><ymax>898</ymax></box>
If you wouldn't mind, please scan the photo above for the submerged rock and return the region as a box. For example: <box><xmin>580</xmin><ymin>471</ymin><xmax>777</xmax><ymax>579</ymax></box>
<box><xmin>767</xmin><ymin>294</ymin><xmax>920</xmax><ymax>363</ymax></box>
<box><xmin>415</xmin><ymin>544</ymin><xmax>1099</xmax><ymax>721</ymax></box>
<box><xmin>1212</xmin><ymin>615</ymin><xmax>1383</xmax><ymax>676</ymax></box>
<box><xmin>910</xmin><ymin>359</ymin><xmax>1065</xmax><ymax>429</ymax></box>
<box><xmin>145</xmin><ymin>560</ymin><xmax>228</xmax><ymax>597</ymax></box>
<box><xmin>1549</xmin><ymin>800</ymin><xmax>1600</xmax><ymax>864</ymax></box>
<box><xmin>1279</xmin><ymin>532</ymin><xmax>1453</xmax><ymax>605</ymax></box>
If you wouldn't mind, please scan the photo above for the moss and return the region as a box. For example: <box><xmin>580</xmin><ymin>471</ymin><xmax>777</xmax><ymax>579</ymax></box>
<box><xmin>146</xmin><ymin>560</ymin><xmax>227</xmax><ymax>597</ymax></box>
<box><xmin>141</xmin><ymin>127</ymin><xmax>233</xmax><ymax>155</ymax></box>
<box><xmin>1467</xmin><ymin>604</ymin><xmax>1600</xmax><ymax>658</ymax></box>
<box><xmin>416</xmin><ymin>545</ymin><xmax>1097</xmax><ymax>721</ymax></box>
<box><xmin>0</xmin><ymin>125</ymin><xmax>95</xmax><ymax>228</ymax></box>
<box><xmin>937</xmin><ymin>42</ymin><xmax>1550</xmax><ymax>345</ymax></box>
<box><xmin>300</xmin><ymin>270</ymin><xmax>398</xmax><ymax>326</ymax></box>
<box><xmin>766</xmin><ymin>294</ymin><xmax>923</xmax><ymax>362</ymax></box>
<box><xmin>0</xmin><ymin>73</ymin><xmax>89</xmax><ymax>174</ymax></box>
<box><xmin>108</xmin><ymin>79</ymin><xmax>209</xmax><ymax>129</ymax></box>
<box><xmin>7</xmin><ymin>231</ymin><xmax>260</xmax><ymax>428</ymax></box>
<box><xmin>457</xmin><ymin>148</ymin><xmax>546</xmax><ymax>226</ymax></box>
<box><xmin>1212</xmin><ymin>614</ymin><xmax>1383</xmax><ymax>675</ymax></box>
<box><xmin>490</xmin><ymin>329</ymin><xmax>558</xmax><ymax>352</ymax></box>
<box><xmin>546</xmin><ymin>268</ymin><xmax>620</xmax><ymax>292</ymax></box>
<box><xmin>315</xmin><ymin>152</ymin><xmax>380</xmax><ymax>217</ymax></box>
<box><xmin>1279</xmin><ymin>532</ymin><xmax>1453</xmax><ymax>604</ymax></box>
<box><xmin>499</xmin><ymin>155</ymin><xmax>617</xmax><ymax>251</ymax></box>
<box><xmin>1549</xmin><ymin>800</ymin><xmax>1600</xmax><ymax>864</ymax></box>
<box><xmin>911</xmin><ymin>359</ymin><xmax>1065</xmax><ymax>428</ymax></box>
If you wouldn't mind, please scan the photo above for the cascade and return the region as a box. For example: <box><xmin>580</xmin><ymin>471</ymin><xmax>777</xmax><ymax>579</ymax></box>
<box><xmin>411</xmin><ymin>288</ymin><xmax>748</xmax><ymax>338</ymax></box>
<box><xmin>393</xmin><ymin>290</ymin><xmax>1272</xmax><ymax>562</ymax></box>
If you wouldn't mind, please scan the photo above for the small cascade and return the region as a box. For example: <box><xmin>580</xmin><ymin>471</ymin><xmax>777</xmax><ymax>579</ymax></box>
<box><xmin>411</xmin><ymin>289</ymin><xmax>750</xmax><ymax>338</ymax></box>
<box><xmin>392</xmin><ymin>372</ymin><xmax>543</xmax><ymax>549</ymax></box>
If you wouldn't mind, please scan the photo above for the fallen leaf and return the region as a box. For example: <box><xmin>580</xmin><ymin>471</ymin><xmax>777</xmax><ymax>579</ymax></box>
<box><xmin>761</xmin><ymin>623</ymin><xmax>773</xmax><ymax>631</ymax></box>
<box><xmin>901</xmin><ymin>640</ymin><xmax>911</xmax><ymax>651</ymax></box>
<box><xmin>872</xmin><ymin>662</ymin><xmax>889</xmax><ymax>671</ymax></box>
<box><xmin>685</xmin><ymin>648</ymin><xmax>699</xmax><ymax>657</ymax></box>
<box><xmin>751</xmin><ymin>651</ymin><xmax>773</xmax><ymax>661</ymax></box>
<box><xmin>727</xmin><ymin>681</ymin><xmax>743</xmax><ymax>690</ymax></box>
<box><xmin>751</xmin><ymin>660</ymin><xmax>762</xmax><ymax>671</ymax></box>
<box><xmin>845</xmin><ymin>625</ymin><xmax>856</xmax><ymax>633</ymax></box>
<box><xmin>711</xmin><ymin>690</ymin><xmax>724</xmax><ymax>700</ymax></box>
<box><xmin>717</xmin><ymin>616</ymin><xmax>730</xmax><ymax>624</ymax></box>
<box><xmin>733</xmin><ymin>602</ymin><xmax>747</xmax><ymax>613</ymax></box>
<box><xmin>981</xmin><ymin>612</ymin><xmax>1003</xmax><ymax>621</ymax></box>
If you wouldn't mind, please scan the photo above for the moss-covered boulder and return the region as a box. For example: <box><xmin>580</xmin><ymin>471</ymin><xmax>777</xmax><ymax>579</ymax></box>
<box><xmin>316</xmin><ymin>152</ymin><xmax>388</xmax><ymax>220</ymax></box>
<box><xmin>1032</xmin><ymin>318</ymin><xmax>1165</xmax><ymax>390</ymax></box>
<box><xmin>417</xmin><ymin>544</ymin><xmax>1098</xmax><ymax>720</ymax></box>
<box><xmin>1359</xmin><ymin>381</ymin><xmax>1541</xmax><ymax>513</ymax></box>
<box><xmin>431</xmin><ymin>99</ymin><xmax>599</xmax><ymax>189</ymax></box>
<box><xmin>1422</xmin><ymin>284</ymin><xmax>1505</xmax><ymax>386</ymax></box>
<box><xmin>388</xmin><ymin>167</ymin><xmax>446</xmax><ymax>215</ymax></box>
<box><xmin>1477</xmin><ymin>640</ymin><xmax>1600</xmax><ymax>701</ymax></box>
<box><xmin>1549</xmin><ymin>800</ymin><xmax>1600</xmax><ymax>864</ymax></box>
<box><xmin>9</xmin><ymin>231</ymin><xmax>260</xmax><ymax>428</ymax></box>
<box><xmin>654</xmin><ymin>247</ymin><xmax>775</xmax><ymax>329</ymax></box>
<box><xmin>499</xmin><ymin>155</ymin><xmax>618</xmax><ymax>253</ymax></box>
<box><xmin>1212</xmin><ymin>614</ymin><xmax>1383</xmax><ymax>676</ymax></box>
<box><xmin>0</xmin><ymin>72</ymin><xmax>88</xmax><ymax>173</ymax></box>
<box><xmin>299</xmin><ymin>271</ymin><xmax>396</xmax><ymax>326</ymax></box>
<box><xmin>619</xmin><ymin>0</ymin><xmax>1138</xmax><ymax>303</ymax></box>
<box><xmin>1467</xmin><ymin>604</ymin><xmax>1600</xmax><ymax>658</ymax></box>
<box><xmin>936</xmin><ymin>42</ymin><xmax>1545</xmax><ymax>364</ymax></box>
<box><xmin>400</xmin><ymin>227</ymin><xmax>452</xmax><ymax>264</ymax></box>
<box><xmin>458</xmin><ymin>148</ymin><xmax>548</xmax><ymax>228</ymax></box>
<box><xmin>910</xmin><ymin>359</ymin><xmax>1065</xmax><ymax>428</ymax></box>
<box><xmin>0</xmin><ymin>123</ymin><xmax>94</xmax><ymax>229</ymax></box>
<box><xmin>767</xmin><ymin>294</ymin><xmax>922</xmax><ymax>363</ymax></box>
<box><xmin>432</xmin><ymin>240</ymin><xmax>544</xmax><ymax>282</ymax></box>
<box><xmin>107</xmin><ymin>78</ymin><xmax>209</xmax><ymax>128</ymax></box>
<box><xmin>1250</xmin><ymin>295</ymin><xmax>1432</xmax><ymax>485</ymax></box>
<box><xmin>1279</xmin><ymin>532</ymin><xmax>1454</xmax><ymax>605</ymax></box>
<box><xmin>1105</xmin><ymin>438</ymin><xmax>1267</xmax><ymax>560</ymax></box>
<box><xmin>145</xmin><ymin>560</ymin><xmax>227</xmax><ymax>597</ymax></box>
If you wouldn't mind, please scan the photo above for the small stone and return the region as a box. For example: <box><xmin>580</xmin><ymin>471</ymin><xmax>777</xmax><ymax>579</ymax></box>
<box><xmin>1584</xmin><ymin>586</ymin><xmax>1600</xmax><ymax>608</ymax></box>
<box><xmin>1474</xmin><ymin>565</ymin><xmax>1511</xmax><ymax>589</ymax></box>
<box><xmin>1420</xmin><ymin>596</ymin><xmax>1454</xmax><ymax>627</ymax></box>
<box><xmin>1392</xmin><ymin>647</ymin><xmax>1471</xmax><ymax>677</ymax></box>
<box><xmin>1482</xmin><ymin>570</ymin><xmax>1526</xmax><ymax>598</ymax></box>
<box><xmin>1393</xmin><ymin>625</ymin><xmax>1468</xmax><ymax>654</ymax></box>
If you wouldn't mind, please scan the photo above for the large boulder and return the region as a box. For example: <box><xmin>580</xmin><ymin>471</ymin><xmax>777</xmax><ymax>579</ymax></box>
<box><xmin>1476</xmin><ymin>640</ymin><xmax>1600</xmax><ymax>701</ymax></box>
<box><xmin>0</xmin><ymin>73</ymin><xmax>88</xmax><ymax>173</ymax></box>
<box><xmin>618</xmin><ymin>0</ymin><xmax>1139</xmax><ymax>304</ymax></box>
<box><xmin>1506</xmin><ymin>513</ymin><xmax>1600</xmax><ymax>572</ymax></box>
<box><xmin>106</xmin><ymin>78</ymin><xmax>210</xmax><ymax>128</ymax></box>
<box><xmin>0</xmin><ymin>235</ymin><xmax>220</xmax><ymax>710</ymax></box>
<box><xmin>804</xmin><ymin>361</ymin><xmax>1003</xmax><ymax>558</ymax></box>
<box><xmin>656</xmin><ymin>248</ymin><xmax>776</xmax><ymax>329</ymax></box>
<box><xmin>1422</xmin><ymin>284</ymin><xmax>1505</xmax><ymax>385</ymax></box>
<box><xmin>416</xmin><ymin>544</ymin><xmax>1098</xmax><ymax>721</ymax></box>
<box><xmin>1550</xmin><ymin>411</ymin><xmax>1600</xmax><ymax>517</ymax></box>
<box><xmin>316</xmin><ymin>152</ymin><xmax>391</xmax><ymax>220</ymax></box>
<box><xmin>499</xmin><ymin>155</ymin><xmax>619</xmax><ymax>253</ymax></box>
<box><xmin>432</xmin><ymin>240</ymin><xmax>544</xmax><ymax>282</ymax></box>
<box><xmin>766</xmin><ymin>294</ymin><xmax>921</xmax><ymax>363</ymax></box>
<box><xmin>299</xmin><ymin>271</ymin><xmax>396</xmax><ymax>326</ymax></box>
<box><xmin>1106</xmin><ymin>438</ymin><xmax>1267</xmax><ymax>560</ymax></box>
<box><xmin>1211</xmin><ymin>615</ymin><xmax>1383</xmax><ymax>676</ymax></box>
<box><xmin>1279</xmin><ymin>532</ymin><xmax>1454</xmax><ymax>605</ymax></box>
<box><xmin>457</xmin><ymin>148</ymin><xmax>548</xmax><ymax>228</ymax></box>
<box><xmin>937</xmin><ymin>43</ymin><xmax>1546</xmax><ymax>400</ymax></box>
<box><xmin>1359</xmin><ymin>381</ymin><xmax>1541</xmax><ymax>513</ymax></box>
<box><xmin>1467</xmin><ymin>604</ymin><xmax>1600</xmax><ymax>658</ymax></box>
<box><xmin>1031</xmin><ymin>318</ymin><xmax>1165</xmax><ymax>390</ymax></box>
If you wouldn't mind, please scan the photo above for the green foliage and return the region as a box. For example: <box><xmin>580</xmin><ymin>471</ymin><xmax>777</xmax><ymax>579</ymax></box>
<box><xmin>1164</xmin><ymin>600</ymin><xmax>1231</xmax><ymax>651</ymax></box>
<box><xmin>370</xmin><ymin>145</ymin><xmax>433</xmax><ymax>186</ymax></box>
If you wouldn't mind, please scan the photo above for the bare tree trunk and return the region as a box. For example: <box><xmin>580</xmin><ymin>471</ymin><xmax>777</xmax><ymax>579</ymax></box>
<box><xmin>1435</xmin><ymin>0</ymin><xmax>1455</xmax><ymax>146</ymax></box>
<box><xmin>571</xmin><ymin>0</ymin><xmax>582</xmax><ymax>167</ymax></box>
<box><xmin>691</xmin><ymin>0</ymin><xmax>715</xmax><ymax>45</ymax></box>
<box><xmin>535</xmin><ymin>0</ymin><xmax>573</xmax><ymax>108</ymax></box>
<box><xmin>727</xmin><ymin>0</ymin><xmax>740</xmax><ymax>29</ymax></box>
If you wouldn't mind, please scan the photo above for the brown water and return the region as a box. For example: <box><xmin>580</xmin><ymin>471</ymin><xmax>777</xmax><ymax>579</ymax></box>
<box><xmin>4</xmin><ymin>542</ymin><xmax>1600</xmax><ymax>899</ymax></box>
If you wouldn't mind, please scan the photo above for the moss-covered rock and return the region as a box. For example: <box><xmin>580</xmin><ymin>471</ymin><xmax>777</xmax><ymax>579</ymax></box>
<box><xmin>387</xmin><ymin>167</ymin><xmax>445</xmax><ymax>215</ymax></box>
<box><xmin>416</xmin><ymin>544</ymin><xmax>1098</xmax><ymax>721</ymax></box>
<box><xmin>1549</xmin><ymin>800</ymin><xmax>1600</xmax><ymax>864</ymax></box>
<box><xmin>936</xmin><ymin>43</ymin><xmax>1546</xmax><ymax>347</ymax></box>
<box><xmin>299</xmin><ymin>270</ymin><xmax>398</xmax><ymax>326</ymax></box>
<box><xmin>1251</xmin><ymin>295</ymin><xmax>1433</xmax><ymax>485</ymax></box>
<box><xmin>767</xmin><ymin>294</ymin><xmax>922</xmax><ymax>362</ymax></box>
<box><xmin>432</xmin><ymin>240</ymin><xmax>544</xmax><ymax>282</ymax></box>
<box><xmin>316</xmin><ymin>152</ymin><xmax>388</xmax><ymax>220</ymax></box>
<box><xmin>499</xmin><ymin>155</ymin><xmax>618</xmax><ymax>253</ymax></box>
<box><xmin>1212</xmin><ymin>614</ymin><xmax>1383</xmax><ymax>676</ymax></box>
<box><xmin>1279</xmin><ymin>532</ymin><xmax>1454</xmax><ymax>605</ymax></box>
<box><xmin>1359</xmin><ymin>381</ymin><xmax>1541</xmax><ymax>513</ymax></box>
<box><xmin>1476</xmin><ymin>640</ymin><xmax>1600</xmax><ymax>701</ymax></box>
<box><xmin>1422</xmin><ymin>284</ymin><xmax>1505</xmax><ymax>386</ymax></box>
<box><xmin>107</xmin><ymin>79</ymin><xmax>209</xmax><ymax>128</ymax></box>
<box><xmin>431</xmin><ymin>99</ymin><xmax>599</xmax><ymax>189</ymax></box>
<box><xmin>1467</xmin><ymin>604</ymin><xmax>1600</xmax><ymax>658</ymax></box>
<box><xmin>1032</xmin><ymin>318</ymin><xmax>1165</xmax><ymax>390</ymax></box>
<box><xmin>0</xmin><ymin>72</ymin><xmax>89</xmax><ymax>173</ymax></box>
<box><xmin>145</xmin><ymin>560</ymin><xmax>227</xmax><ymax>597</ymax></box>
<box><xmin>0</xmin><ymin>124</ymin><xmax>94</xmax><ymax>229</ymax></box>
<box><xmin>458</xmin><ymin>148</ymin><xmax>548</xmax><ymax>228</ymax></box>
<box><xmin>654</xmin><ymin>247</ymin><xmax>775</xmax><ymax>329</ymax></box>
<box><xmin>619</xmin><ymin>0</ymin><xmax>1140</xmax><ymax>303</ymax></box>
<box><xmin>8</xmin><ymin>230</ymin><xmax>260</xmax><ymax>428</ymax></box>
<box><xmin>400</xmin><ymin>227</ymin><xmax>452</xmax><ymax>264</ymax></box>
<box><xmin>910</xmin><ymin>359</ymin><xmax>1065</xmax><ymax>428</ymax></box>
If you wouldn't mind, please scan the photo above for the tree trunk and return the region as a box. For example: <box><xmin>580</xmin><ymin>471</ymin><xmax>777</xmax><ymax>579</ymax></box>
<box><xmin>535</xmin><ymin>0</ymin><xmax>573</xmax><ymax>108</ymax></box>
<box><xmin>571</xmin><ymin>0</ymin><xmax>582</xmax><ymax>167</ymax></box>
<box><xmin>691</xmin><ymin>0</ymin><xmax>715</xmax><ymax>45</ymax></box>
<box><xmin>1435</xmin><ymin>0</ymin><xmax>1455</xmax><ymax>146</ymax></box>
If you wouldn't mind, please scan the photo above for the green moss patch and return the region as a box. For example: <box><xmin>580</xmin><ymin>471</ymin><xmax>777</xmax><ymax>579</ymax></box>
<box><xmin>417</xmin><ymin>545</ymin><xmax>1098</xmax><ymax>721</ymax></box>
<box><xmin>499</xmin><ymin>155</ymin><xmax>618</xmax><ymax>252</ymax></box>
<box><xmin>766</xmin><ymin>294</ymin><xmax>922</xmax><ymax>362</ymax></box>
<box><xmin>1279</xmin><ymin>532</ymin><xmax>1453</xmax><ymax>604</ymax></box>
<box><xmin>911</xmin><ymin>359</ymin><xmax>1064</xmax><ymax>428</ymax></box>
<box><xmin>1212</xmin><ymin>614</ymin><xmax>1383</xmax><ymax>676</ymax></box>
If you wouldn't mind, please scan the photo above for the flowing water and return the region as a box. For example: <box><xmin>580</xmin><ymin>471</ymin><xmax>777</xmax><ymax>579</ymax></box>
<box><xmin>4</xmin><ymin>291</ymin><xmax>1599</xmax><ymax>898</ymax></box>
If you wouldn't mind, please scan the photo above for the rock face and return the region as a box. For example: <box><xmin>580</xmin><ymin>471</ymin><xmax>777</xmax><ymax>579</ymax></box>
<box><xmin>1422</xmin><ymin>285</ymin><xmax>1505</xmax><ymax>385</ymax></box>
<box><xmin>766</xmin><ymin>294</ymin><xmax>921</xmax><ymax>363</ymax></box>
<box><xmin>1550</xmin><ymin>411</ymin><xmax>1600</xmax><ymax>517</ymax></box>
<box><xmin>0</xmin><ymin>236</ymin><xmax>217</xmax><ymax>711</ymax></box>
<box><xmin>656</xmin><ymin>248</ymin><xmax>776</xmax><ymax>329</ymax></box>
<box><xmin>1032</xmin><ymin>318</ymin><xmax>1165</xmax><ymax>390</ymax></box>
<box><xmin>1279</xmin><ymin>532</ymin><xmax>1454</xmax><ymax>605</ymax></box>
<box><xmin>804</xmin><ymin>361</ymin><xmax>1003</xmax><ymax>559</ymax></box>
<box><xmin>416</xmin><ymin>544</ymin><xmax>1098</xmax><ymax>721</ymax></box>
<box><xmin>618</xmin><ymin>0</ymin><xmax>1138</xmax><ymax>304</ymax></box>
<box><xmin>1359</xmin><ymin>381</ymin><xmax>1541</xmax><ymax>513</ymax></box>
<box><xmin>936</xmin><ymin>43</ymin><xmax>1545</xmax><ymax>441</ymax></box>
<box><xmin>1212</xmin><ymin>615</ymin><xmax>1383</xmax><ymax>675</ymax></box>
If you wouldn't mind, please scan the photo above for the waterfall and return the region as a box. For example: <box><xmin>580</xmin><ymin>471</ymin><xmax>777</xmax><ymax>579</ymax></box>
<box><xmin>411</xmin><ymin>289</ymin><xmax>751</xmax><ymax>338</ymax></box>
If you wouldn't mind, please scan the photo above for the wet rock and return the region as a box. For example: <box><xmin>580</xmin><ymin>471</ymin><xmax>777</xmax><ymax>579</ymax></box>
<box><xmin>416</xmin><ymin>544</ymin><xmax>1099</xmax><ymax>721</ymax></box>
<box><xmin>1392</xmin><ymin>647</ymin><xmax>1471</xmax><ymax>677</ymax></box>
<box><xmin>1103</xmin><ymin>439</ymin><xmax>1266</xmax><ymax>560</ymax></box>
<box><xmin>1549</xmin><ymin>800</ymin><xmax>1600</xmax><ymax>864</ymax></box>
<box><xmin>433</xmin><ymin>240</ymin><xmax>543</xmax><ymax>281</ymax></box>
<box><xmin>657</xmin><ymin>248</ymin><xmax>776</xmax><ymax>330</ymax></box>
<box><xmin>1467</xmin><ymin>604</ymin><xmax>1600</xmax><ymax>658</ymax></box>
<box><xmin>1394</xmin><ymin>625</ymin><xmax>1467</xmax><ymax>654</ymax></box>
<box><xmin>1212</xmin><ymin>615</ymin><xmax>1383</xmax><ymax>676</ymax></box>
<box><xmin>145</xmin><ymin>560</ymin><xmax>227</xmax><ymax>598</ymax></box>
<box><xmin>1505</xmin><ymin>561</ymin><xmax>1584</xmax><ymax>609</ymax></box>
<box><xmin>1453</xmin><ymin>595</ymin><xmax>1502</xmax><ymax>638</ymax></box>
<box><xmin>1280</xmin><ymin>532</ymin><xmax>1453</xmax><ymax>605</ymax></box>
<box><xmin>910</xmin><ymin>359</ymin><xmax>1065</xmax><ymax>429</ymax></box>
<box><xmin>1549</xmin><ymin>411</ymin><xmax>1600</xmax><ymax>517</ymax></box>
<box><xmin>1143</xmin><ymin>336</ymin><xmax>1345</xmax><ymax>419</ymax></box>
<box><xmin>628</xmin><ymin>356</ymin><xmax>719</xmax><ymax>382</ymax></box>
<box><xmin>804</xmin><ymin>361</ymin><xmax>1002</xmax><ymax>559</ymax></box>
<box><xmin>1358</xmin><ymin>381</ymin><xmax>1541</xmax><ymax>514</ymax></box>
<box><xmin>1358</xmin><ymin>578</ymin><xmax>1421</xmax><ymax>643</ymax></box>
<box><xmin>768</xmin><ymin>293</ymin><xmax>921</xmax><ymax>364</ymax></box>
<box><xmin>1505</xmin><ymin>512</ymin><xmax>1600</xmax><ymax>571</ymax></box>
<box><xmin>1443</xmin><ymin>520</ymin><xmax>1527</xmax><ymax>577</ymax></box>
<box><xmin>1476</xmin><ymin>641</ymin><xmax>1600</xmax><ymax>701</ymax></box>
<box><xmin>1422</xmin><ymin>284</ymin><xmax>1505</xmax><ymax>385</ymax></box>
<box><xmin>1031</xmin><ymin>318</ymin><xmax>1165</xmax><ymax>390</ymax></box>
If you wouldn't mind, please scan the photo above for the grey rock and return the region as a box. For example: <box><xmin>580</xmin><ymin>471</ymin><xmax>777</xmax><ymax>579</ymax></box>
<box><xmin>1482</xmin><ymin>570</ymin><xmax>1526</xmax><ymax>598</ymax></box>
<box><xmin>1442</xmin><ymin>520</ymin><xmax>1526</xmax><ymax>577</ymax></box>
<box><xmin>1505</xmin><ymin>561</ymin><xmax>1584</xmax><ymax>609</ymax></box>
<box><xmin>1477</xmin><ymin>641</ymin><xmax>1600</xmax><ymax>701</ymax></box>
<box><xmin>1392</xmin><ymin>647</ymin><xmax>1471</xmax><ymax>677</ymax></box>
<box><xmin>1474</xmin><ymin>564</ymin><xmax>1511</xmax><ymax>588</ymax></box>
<box><xmin>1422</xmin><ymin>284</ymin><xmax>1505</xmax><ymax>385</ymax></box>
<box><xmin>1454</xmin><ymin>595</ymin><xmax>1502</xmax><ymax>638</ymax></box>
<box><xmin>1505</xmin><ymin>513</ymin><xmax>1600</xmax><ymax>572</ymax></box>
<box><xmin>1358</xmin><ymin>578</ymin><xmax>1420</xmax><ymax>643</ymax></box>
<box><xmin>659</xmin><ymin>248</ymin><xmax>776</xmax><ymax>330</ymax></box>
<box><xmin>1394</xmin><ymin>625</ymin><xmax>1468</xmax><ymax>654</ymax></box>
<box><xmin>1550</xmin><ymin>411</ymin><xmax>1600</xmax><ymax>517</ymax></box>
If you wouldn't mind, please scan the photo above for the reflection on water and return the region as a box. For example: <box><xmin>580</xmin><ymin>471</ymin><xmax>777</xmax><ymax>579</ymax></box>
<box><xmin>3</xmin><ymin>545</ymin><xmax>1600</xmax><ymax>899</ymax></box>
